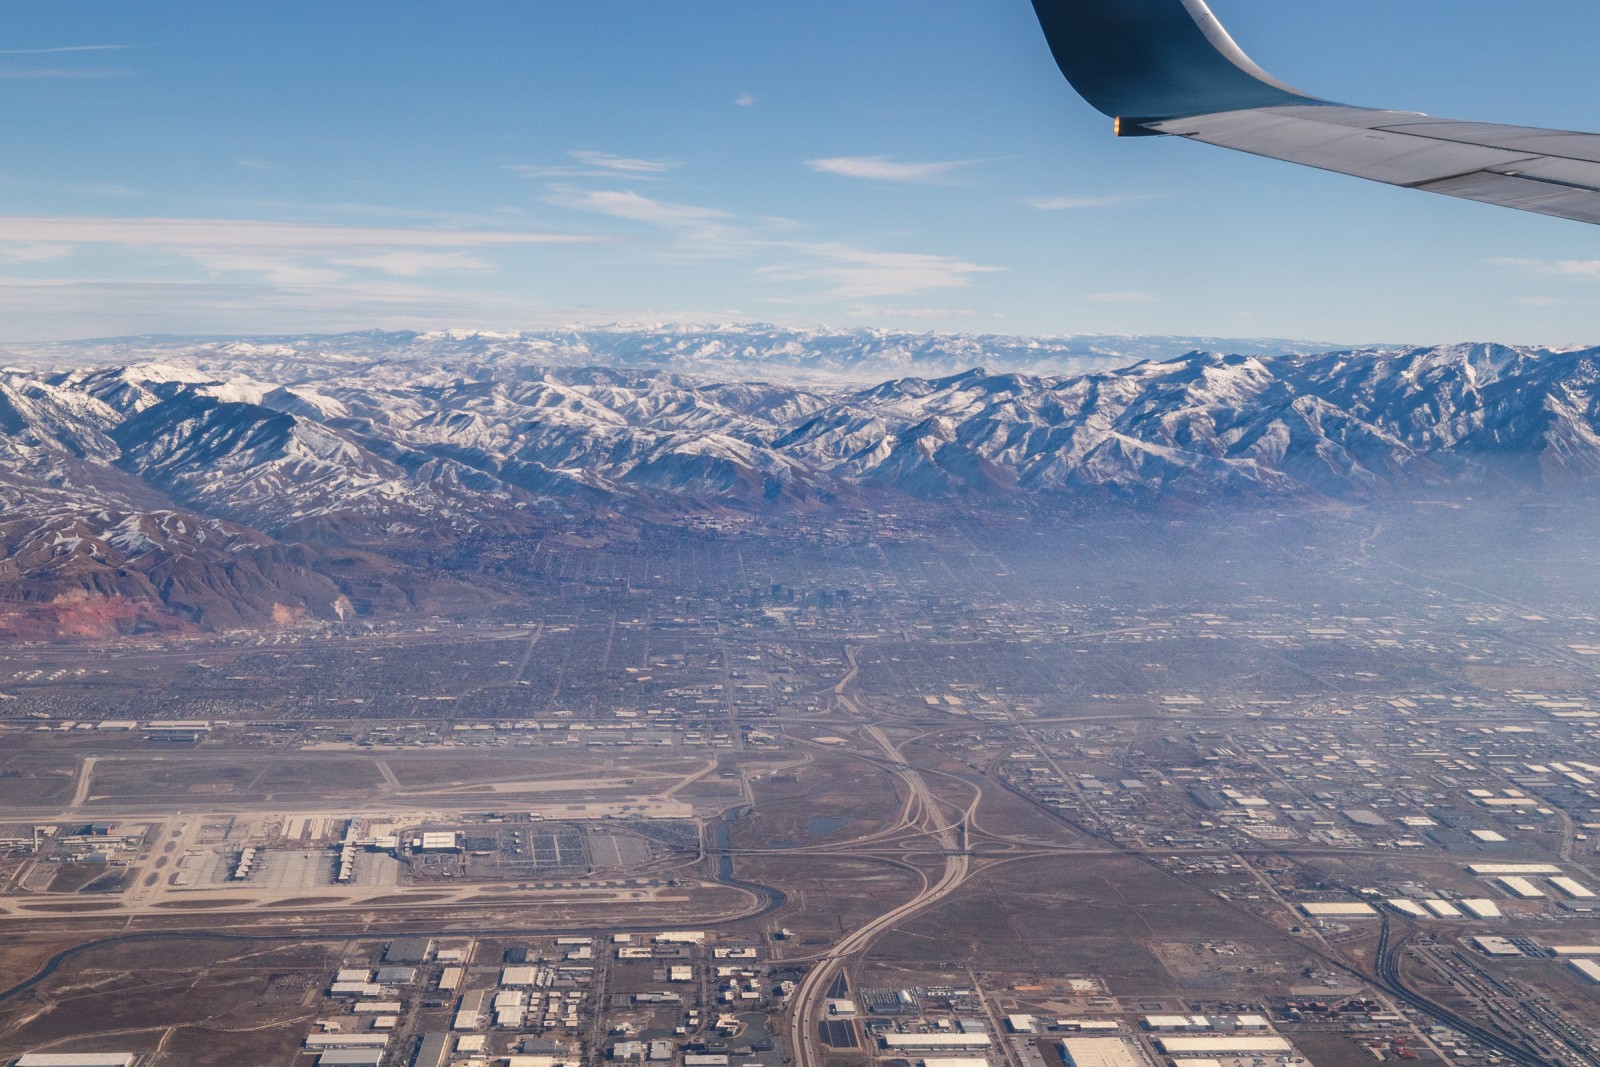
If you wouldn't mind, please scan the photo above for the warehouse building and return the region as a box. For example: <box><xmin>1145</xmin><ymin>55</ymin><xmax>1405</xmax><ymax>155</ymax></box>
<box><xmin>384</xmin><ymin>939</ymin><xmax>433</xmax><ymax>964</ymax></box>
<box><xmin>1156</xmin><ymin>1036</ymin><xmax>1293</xmax><ymax>1056</ymax></box>
<box><xmin>14</xmin><ymin>1057</ymin><xmax>138</xmax><ymax>1067</ymax></box>
<box><xmin>411</xmin><ymin>1033</ymin><xmax>451</xmax><ymax>1067</ymax></box>
<box><xmin>1300</xmin><ymin>902</ymin><xmax>1377</xmax><ymax>917</ymax></box>
<box><xmin>1059</xmin><ymin>1038</ymin><xmax>1141</xmax><ymax>1067</ymax></box>
<box><xmin>881</xmin><ymin>1034</ymin><xmax>993</xmax><ymax>1051</ymax></box>
<box><xmin>1569</xmin><ymin>959</ymin><xmax>1600</xmax><ymax>985</ymax></box>
<box><xmin>305</xmin><ymin>1035</ymin><xmax>389</xmax><ymax>1051</ymax></box>
<box><xmin>1497</xmin><ymin>876</ymin><xmax>1545</xmax><ymax>899</ymax></box>
<box><xmin>316</xmin><ymin>1052</ymin><xmax>384</xmax><ymax>1067</ymax></box>
<box><xmin>1550</xmin><ymin>877</ymin><xmax>1596</xmax><ymax>900</ymax></box>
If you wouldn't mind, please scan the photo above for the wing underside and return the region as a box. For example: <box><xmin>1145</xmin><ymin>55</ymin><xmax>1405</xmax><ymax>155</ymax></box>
<box><xmin>1030</xmin><ymin>0</ymin><xmax>1600</xmax><ymax>225</ymax></box>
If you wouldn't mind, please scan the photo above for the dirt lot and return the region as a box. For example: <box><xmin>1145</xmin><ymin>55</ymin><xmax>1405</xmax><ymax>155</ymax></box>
<box><xmin>863</xmin><ymin>854</ymin><xmax>1323</xmax><ymax>994</ymax></box>
<box><xmin>0</xmin><ymin>937</ymin><xmax>339</xmax><ymax>1064</ymax></box>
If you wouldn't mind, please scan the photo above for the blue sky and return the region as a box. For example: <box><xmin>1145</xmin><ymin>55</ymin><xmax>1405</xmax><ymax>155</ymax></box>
<box><xmin>4</xmin><ymin>1</ymin><xmax>1600</xmax><ymax>346</ymax></box>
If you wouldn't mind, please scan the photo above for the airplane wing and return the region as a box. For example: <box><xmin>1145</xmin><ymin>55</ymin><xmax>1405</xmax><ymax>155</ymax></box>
<box><xmin>1030</xmin><ymin>0</ymin><xmax>1600</xmax><ymax>225</ymax></box>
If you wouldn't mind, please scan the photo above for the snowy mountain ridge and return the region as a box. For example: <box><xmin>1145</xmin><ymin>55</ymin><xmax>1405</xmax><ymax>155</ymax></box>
<box><xmin>0</xmin><ymin>336</ymin><xmax>1594</xmax><ymax>634</ymax></box>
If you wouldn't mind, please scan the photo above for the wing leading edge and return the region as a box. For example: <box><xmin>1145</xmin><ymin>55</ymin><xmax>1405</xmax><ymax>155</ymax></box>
<box><xmin>1030</xmin><ymin>0</ymin><xmax>1600</xmax><ymax>225</ymax></box>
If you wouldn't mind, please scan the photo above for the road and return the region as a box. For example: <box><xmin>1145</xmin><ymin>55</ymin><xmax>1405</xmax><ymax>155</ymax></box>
<box><xmin>786</xmin><ymin>722</ymin><xmax>971</xmax><ymax>1067</ymax></box>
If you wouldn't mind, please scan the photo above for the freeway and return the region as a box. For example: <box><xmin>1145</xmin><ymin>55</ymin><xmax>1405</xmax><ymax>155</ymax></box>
<box><xmin>785</xmin><ymin>722</ymin><xmax>972</xmax><ymax>1067</ymax></box>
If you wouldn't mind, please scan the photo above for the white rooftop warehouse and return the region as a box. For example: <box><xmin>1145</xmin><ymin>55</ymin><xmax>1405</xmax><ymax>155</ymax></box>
<box><xmin>1156</xmin><ymin>1036</ymin><xmax>1295</xmax><ymax>1056</ymax></box>
<box><xmin>14</xmin><ymin>1057</ymin><xmax>137</xmax><ymax>1067</ymax></box>
<box><xmin>1059</xmin><ymin>1037</ymin><xmax>1142</xmax><ymax>1067</ymax></box>
<box><xmin>881</xmin><ymin>1034</ymin><xmax>993</xmax><ymax>1050</ymax></box>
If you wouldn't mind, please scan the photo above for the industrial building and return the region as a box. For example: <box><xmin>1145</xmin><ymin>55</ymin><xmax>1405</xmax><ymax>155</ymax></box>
<box><xmin>14</xmin><ymin>1057</ymin><xmax>137</xmax><ymax>1067</ymax></box>
<box><xmin>1155</xmin><ymin>1036</ymin><xmax>1295</xmax><ymax>1056</ymax></box>
<box><xmin>305</xmin><ymin>1035</ymin><xmax>389</xmax><ymax>1051</ymax></box>
<box><xmin>1497</xmin><ymin>876</ymin><xmax>1545</xmax><ymax>899</ymax></box>
<box><xmin>411</xmin><ymin>1033</ymin><xmax>451</xmax><ymax>1067</ymax></box>
<box><xmin>1569</xmin><ymin>959</ymin><xmax>1600</xmax><ymax>985</ymax></box>
<box><xmin>315</xmin><ymin>1052</ymin><xmax>384</xmax><ymax>1067</ymax></box>
<box><xmin>1550</xmin><ymin>877</ymin><xmax>1596</xmax><ymax>900</ymax></box>
<box><xmin>1300</xmin><ymin>902</ymin><xmax>1377</xmax><ymax>917</ymax></box>
<box><xmin>1058</xmin><ymin>1037</ymin><xmax>1142</xmax><ymax>1067</ymax></box>
<box><xmin>416</xmin><ymin>832</ymin><xmax>461</xmax><ymax>852</ymax></box>
<box><xmin>384</xmin><ymin>939</ymin><xmax>433</xmax><ymax>964</ymax></box>
<box><xmin>881</xmin><ymin>1033</ymin><xmax>994</xmax><ymax>1051</ymax></box>
<box><xmin>1471</xmin><ymin>936</ymin><xmax>1523</xmax><ymax>957</ymax></box>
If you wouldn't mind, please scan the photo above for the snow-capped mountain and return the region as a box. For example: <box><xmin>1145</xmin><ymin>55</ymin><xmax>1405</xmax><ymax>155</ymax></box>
<box><xmin>0</xmin><ymin>334</ymin><xmax>1598</xmax><ymax>634</ymax></box>
<box><xmin>0</xmin><ymin>325</ymin><xmax>1346</xmax><ymax>384</ymax></box>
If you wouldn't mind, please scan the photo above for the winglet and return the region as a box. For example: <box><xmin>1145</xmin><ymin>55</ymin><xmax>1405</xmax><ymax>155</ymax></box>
<box><xmin>1029</xmin><ymin>0</ymin><xmax>1331</xmax><ymax>125</ymax></box>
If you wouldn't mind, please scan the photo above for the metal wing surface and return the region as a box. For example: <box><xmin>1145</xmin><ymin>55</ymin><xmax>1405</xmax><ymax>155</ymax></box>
<box><xmin>1030</xmin><ymin>0</ymin><xmax>1600</xmax><ymax>225</ymax></box>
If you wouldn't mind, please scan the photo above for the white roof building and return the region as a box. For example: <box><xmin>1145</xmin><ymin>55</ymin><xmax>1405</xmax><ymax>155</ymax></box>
<box><xmin>1059</xmin><ymin>1038</ymin><xmax>1142</xmax><ymax>1067</ymax></box>
<box><xmin>1156</xmin><ymin>1037</ymin><xmax>1294</xmax><ymax>1056</ymax></box>
<box><xmin>882</xmin><ymin>1034</ymin><xmax>993</xmax><ymax>1050</ymax></box>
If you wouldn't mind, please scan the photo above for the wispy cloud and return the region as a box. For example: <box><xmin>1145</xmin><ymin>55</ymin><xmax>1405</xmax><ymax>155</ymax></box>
<box><xmin>570</xmin><ymin>151</ymin><xmax>679</xmax><ymax>174</ymax></box>
<box><xmin>735</xmin><ymin>92</ymin><xmax>756</xmax><ymax>107</ymax></box>
<box><xmin>0</xmin><ymin>45</ymin><xmax>132</xmax><ymax>55</ymax></box>
<box><xmin>1491</xmin><ymin>257</ymin><xmax>1600</xmax><ymax>279</ymax></box>
<box><xmin>760</xmin><ymin>244</ymin><xmax>1001</xmax><ymax>300</ymax></box>
<box><xmin>845</xmin><ymin>304</ymin><xmax>977</xmax><ymax>320</ymax></box>
<box><xmin>543</xmin><ymin>188</ymin><xmax>731</xmax><ymax>229</ymax></box>
<box><xmin>237</xmin><ymin>160</ymin><xmax>273</xmax><ymax>171</ymax></box>
<box><xmin>0</xmin><ymin>216</ymin><xmax>598</xmax><ymax>290</ymax></box>
<box><xmin>544</xmin><ymin>183</ymin><xmax>1002</xmax><ymax>301</ymax></box>
<box><xmin>541</xmin><ymin>187</ymin><xmax>749</xmax><ymax>258</ymax></box>
<box><xmin>805</xmin><ymin>155</ymin><xmax>976</xmax><ymax>185</ymax></box>
<box><xmin>0</xmin><ymin>69</ymin><xmax>129</xmax><ymax>80</ymax></box>
<box><xmin>0</xmin><ymin>243</ymin><xmax>72</xmax><ymax>264</ymax></box>
<box><xmin>75</xmin><ymin>183</ymin><xmax>140</xmax><ymax>198</ymax></box>
<box><xmin>1519</xmin><ymin>295</ymin><xmax>1561</xmax><ymax>307</ymax></box>
<box><xmin>0</xmin><ymin>275</ymin><xmax>535</xmax><ymax>340</ymax></box>
<box><xmin>1025</xmin><ymin>192</ymin><xmax>1162</xmax><ymax>211</ymax></box>
<box><xmin>507</xmin><ymin>150</ymin><xmax>682</xmax><ymax>180</ymax></box>
<box><xmin>0</xmin><ymin>216</ymin><xmax>594</xmax><ymax>250</ymax></box>
<box><xmin>1086</xmin><ymin>290</ymin><xmax>1154</xmax><ymax>304</ymax></box>
<box><xmin>333</xmin><ymin>250</ymin><xmax>490</xmax><ymax>277</ymax></box>
<box><xmin>182</xmin><ymin>251</ymin><xmax>347</xmax><ymax>287</ymax></box>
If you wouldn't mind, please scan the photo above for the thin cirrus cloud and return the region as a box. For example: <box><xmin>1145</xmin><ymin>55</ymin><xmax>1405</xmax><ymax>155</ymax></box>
<box><xmin>1024</xmin><ymin>192</ymin><xmax>1163</xmax><ymax>210</ymax></box>
<box><xmin>805</xmin><ymin>155</ymin><xmax>976</xmax><ymax>185</ymax></box>
<box><xmin>543</xmin><ymin>188</ymin><xmax>733</xmax><ymax>229</ymax></box>
<box><xmin>507</xmin><ymin>150</ymin><xmax>683</xmax><ymax>180</ymax></box>
<box><xmin>1491</xmin><ymin>257</ymin><xmax>1600</xmax><ymax>279</ymax></box>
<box><xmin>1086</xmin><ymin>290</ymin><xmax>1154</xmax><ymax>304</ymax></box>
<box><xmin>0</xmin><ymin>216</ymin><xmax>594</xmax><ymax>251</ymax></box>
<box><xmin>0</xmin><ymin>242</ymin><xmax>73</xmax><ymax>264</ymax></box>
<box><xmin>0</xmin><ymin>69</ymin><xmax>129</xmax><ymax>79</ymax></box>
<box><xmin>0</xmin><ymin>216</ymin><xmax>597</xmax><ymax>285</ymax></box>
<box><xmin>0</xmin><ymin>43</ymin><xmax>134</xmax><ymax>79</ymax></box>
<box><xmin>0</xmin><ymin>45</ymin><xmax>133</xmax><ymax>55</ymax></box>
<box><xmin>543</xmin><ymin>184</ymin><xmax>1000</xmax><ymax>300</ymax></box>
<box><xmin>761</xmin><ymin>243</ymin><xmax>1001</xmax><ymax>300</ymax></box>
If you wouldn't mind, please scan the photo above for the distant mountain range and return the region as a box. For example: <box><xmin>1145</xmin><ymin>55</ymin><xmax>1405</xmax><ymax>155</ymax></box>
<box><xmin>0</xmin><ymin>325</ymin><xmax>1345</xmax><ymax>383</ymax></box>
<box><xmin>0</xmin><ymin>328</ymin><xmax>1595</xmax><ymax>634</ymax></box>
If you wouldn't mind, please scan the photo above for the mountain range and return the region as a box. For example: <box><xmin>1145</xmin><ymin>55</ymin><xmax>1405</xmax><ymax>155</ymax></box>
<box><xmin>0</xmin><ymin>328</ymin><xmax>1595</xmax><ymax>634</ymax></box>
